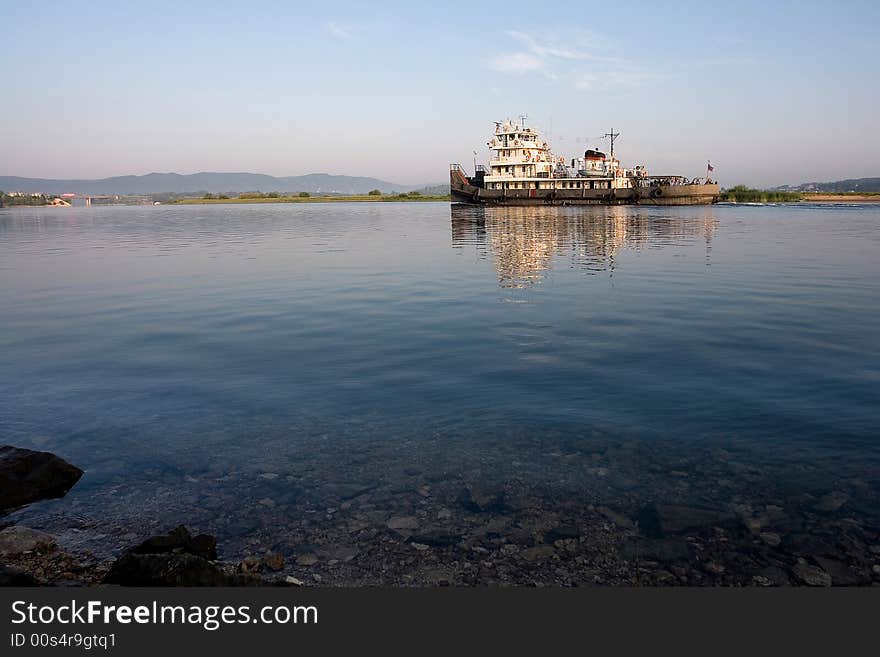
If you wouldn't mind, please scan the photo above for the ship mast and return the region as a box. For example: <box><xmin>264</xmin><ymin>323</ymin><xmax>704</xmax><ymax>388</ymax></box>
<box><xmin>603</xmin><ymin>129</ymin><xmax>620</xmax><ymax>159</ymax></box>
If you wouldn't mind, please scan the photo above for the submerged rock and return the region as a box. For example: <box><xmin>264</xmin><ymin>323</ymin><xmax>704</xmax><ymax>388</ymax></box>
<box><xmin>791</xmin><ymin>562</ymin><xmax>832</xmax><ymax>587</ymax></box>
<box><xmin>386</xmin><ymin>516</ymin><xmax>419</xmax><ymax>531</ymax></box>
<box><xmin>237</xmin><ymin>553</ymin><xmax>285</xmax><ymax>575</ymax></box>
<box><xmin>0</xmin><ymin>526</ymin><xmax>56</xmax><ymax>556</ymax></box>
<box><xmin>621</xmin><ymin>538</ymin><xmax>692</xmax><ymax>563</ymax></box>
<box><xmin>597</xmin><ymin>506</ymin><xmax>636</xmax><ymax>530</ymax></box>
<box><xmin>813</xmin><ymin>491</ymin><xmax>849</xmax><ymax>513</ymax></box>
<box><xmin>295</xmin><ymin>553</ymin><xmax>318</xmax><ymax>566</ymax></box>
<box><xmin>408</xmin><ymin>531</ymin><xmax>461</xmax><ymax>548</ymax></box>
<box><xmin>813</xmin><ymin>556</ymin><xmax>864</xmax><ymax>586</ymax></box>
<box><xmin>543</xmin><ymin>524</ymin><xmax>580</xmax><ymax>544</ymax></box>
<box><xmin>637</xmin><ymin>504</ymin><xmax>734</xmax><ymax>537</ymax></box>
<box><xmin>262</xmin><ymin>552</ymin><xmax>285</xmax><ymax>571</ymax></box>
<box><xmin>0</xmin><ymin>446</ymin><xmax>83</xmax><ymax>513</ymax></box>
<box><xmin>520</xmin><ymin>545</ymin><xmax>556</xmax><ymax>562</ymax></box>
<box><xmin>759</xmin><ymin>532</ymin><xmax>782</xmax><ymax>548</ymax></box>
<box><xmin>458</xmin><ymin>485</ymin><xmax>505</xmax><ymax>513</ymax></box>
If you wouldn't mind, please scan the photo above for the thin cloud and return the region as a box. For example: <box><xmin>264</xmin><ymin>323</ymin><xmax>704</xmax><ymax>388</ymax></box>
<box><xmin>489</xmin><ymin>29</ymin><xmax>657</xmax><ymax>90</ymax></box>
<box><xmin>506</xmin><ymin>30</ymin><xmax>604</xmax><ymax>61</ymax></box>
<box><xmin>325</xmin><ymin>20</ymin><xmax>382</xmax><ymax>41</ymax></box>
<box><xmin>489</xmin><ymin>52</ymin><xmax>543</xmax><ymax>73</ymax></box>
<box><xmin>326</xmin><ymin>22</ymin><xmax>349</xmax><ymax>38</ymax></box>
<box><xmin>326</xmin><ymin>21</ymin><xmax>356</xmax><ymax>39</ymax></box>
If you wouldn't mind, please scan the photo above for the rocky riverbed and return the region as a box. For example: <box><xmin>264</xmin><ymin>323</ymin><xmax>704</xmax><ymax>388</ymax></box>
<box><xmin>3</xmin><ymin>432</ymin><xmax>880</xmax><ymax>587</ymax></box>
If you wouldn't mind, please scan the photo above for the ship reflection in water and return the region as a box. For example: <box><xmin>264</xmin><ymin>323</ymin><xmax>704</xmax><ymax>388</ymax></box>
<box><xmin>451</xmin><ymin>203</ymin><xmax>717</xmax><ymax>288</ymax></box>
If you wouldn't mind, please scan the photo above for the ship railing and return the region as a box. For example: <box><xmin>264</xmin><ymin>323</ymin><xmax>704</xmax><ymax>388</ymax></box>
<box><xmin>643</xmin><ymin>175</ymin><xmax>693</xmax><ymax>186</ymax></box>
<box><xmin>491</xmin><ymin>157</ymin><xmax>548</xmax><ymax>164</ymax></box>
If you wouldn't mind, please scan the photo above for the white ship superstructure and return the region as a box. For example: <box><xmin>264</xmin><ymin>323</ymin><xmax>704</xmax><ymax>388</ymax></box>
<box><xmin>482</xmin><ymin>119</ymin><xmax>642</xmax><ymax>194</ymax></box>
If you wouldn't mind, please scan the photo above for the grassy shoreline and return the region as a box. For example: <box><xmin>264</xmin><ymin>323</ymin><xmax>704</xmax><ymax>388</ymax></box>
<box><xmin>719</xmin><ymin>186</ymin><xmax>880</xmax><ymax>203</ymax></box>
<box><xmin>801</xmin><ymin>192</ymin><xmax>880</xmax><ymax>202</ymax></box>
<box><xmin>174</xmin><ymin>194</ymin><xmax>450</xmax><ymax>205</ymax></box>
<box><xmin>719</xmin><ymin>186</ymin><xmax>801</xmax><ymax>203</ymax></box>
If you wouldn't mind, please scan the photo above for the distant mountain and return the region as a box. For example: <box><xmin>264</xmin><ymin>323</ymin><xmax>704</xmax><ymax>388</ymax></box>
<box><xmin>0</xmin><ymin>172</ymin><xmax>438</xmax><ymax>195</ymax></box>
<box><xmin>774</xmin><ymin>177</ymin><xmax>880</xmax><ymax>193</ymax></box>
<box><xmin>413</xmin><ymin>184</ymin><xmax>450</xmax><ymax>196</ymax></box>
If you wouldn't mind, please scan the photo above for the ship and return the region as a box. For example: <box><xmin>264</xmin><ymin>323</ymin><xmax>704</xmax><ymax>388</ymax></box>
<box><xmin>451</xmin><ymin>118</ymin><xmax>719</xmax><ymax>206</ymax></box>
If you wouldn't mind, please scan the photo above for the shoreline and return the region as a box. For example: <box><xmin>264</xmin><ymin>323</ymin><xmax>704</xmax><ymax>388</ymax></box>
<box><xmin>6</xmin><ymin>193</ymin><xmax>879</xmax><ymax>208</ymax></box>
<box><xmin>173</xmin><ymin>195</ymin><xmax>450</xmax><ymax>205</ymax></box>
<box><xmin>801</xmin><ymin>193</ymin><xmax>880</xmax><ymax>202</ymax></box>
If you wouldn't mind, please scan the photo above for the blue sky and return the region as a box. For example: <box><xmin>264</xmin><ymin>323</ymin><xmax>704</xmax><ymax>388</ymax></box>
<box><xmin>3</xmin><ymin>0</ymin><xmax>878</xmax><ymax>186</ymax></box>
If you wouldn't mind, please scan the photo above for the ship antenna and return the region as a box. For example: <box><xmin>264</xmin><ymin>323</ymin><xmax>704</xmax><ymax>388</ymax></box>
<box><xmin>603</xmin><ymin>129</ymin><xmax>620</xmax><ymax>159</ymax></box>
<box><xmin>519</xmin><ymin>113</ymin><xmax>528</xmax><ymax>129</ymax></box>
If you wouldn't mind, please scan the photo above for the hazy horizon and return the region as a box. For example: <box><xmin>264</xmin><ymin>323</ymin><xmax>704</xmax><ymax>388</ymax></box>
<box><xmin>0</xmin><ymin>170</ymin><xmax>445</xmax><ymax>186</ymax></box>
<box><xmin>3</xmin><ymin>0</ymin><xmax>878</xmax><ymax>188</ymax></box>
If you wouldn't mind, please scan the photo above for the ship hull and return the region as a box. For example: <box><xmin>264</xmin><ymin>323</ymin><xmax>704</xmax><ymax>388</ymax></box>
<box><xmin>451</xmin><ymin>181</ymin><xmax>720</xmax><ymax>206</ymax></box>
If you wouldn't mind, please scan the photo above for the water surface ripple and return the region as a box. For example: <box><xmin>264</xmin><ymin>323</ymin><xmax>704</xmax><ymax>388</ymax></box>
<box><xmin>1</xmin><ymin>202</ymin><xmax>878</xmax><ymax>585</ymax></box>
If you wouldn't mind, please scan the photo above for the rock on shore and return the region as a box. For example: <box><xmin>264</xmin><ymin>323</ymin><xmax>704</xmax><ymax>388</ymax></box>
<box><xmin>0</xmin><ymin>445</ymin><xmax>83</xmax><ymax>513</ymax></box>
<box><xmin>103</xmin><ymin>525</ymin><xmax>262</xmax><ymax>586</ymax></box>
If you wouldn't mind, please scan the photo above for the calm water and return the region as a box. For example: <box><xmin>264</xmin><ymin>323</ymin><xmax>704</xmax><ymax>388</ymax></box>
<box><xmin>2</xmin><ymin>202</ymin><xmax>879</xmax><ymax>583</ymax></box>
